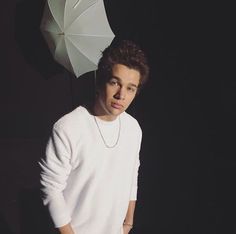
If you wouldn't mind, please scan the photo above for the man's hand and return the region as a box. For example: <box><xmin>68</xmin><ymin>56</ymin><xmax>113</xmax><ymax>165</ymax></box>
<box><xmin>123</xmin><ymin>224</ymin><xmax>132</xmax><ymax>234</ymax></box>
<box><xmin>57</xmin><ymin>223</ymin><xmax>75</xmax><ymax>234</ymax></box>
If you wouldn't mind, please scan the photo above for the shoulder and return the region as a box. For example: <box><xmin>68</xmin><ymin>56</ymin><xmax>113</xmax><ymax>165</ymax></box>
<box><xmin>122</xmin><ymin>112</ymin><xmax>142</xmax><ymax>136</ymax></box>
<box><xmin>53</xmin><ymin>106</ymin><xmax>90</xmax><ymax>132</ymax></box>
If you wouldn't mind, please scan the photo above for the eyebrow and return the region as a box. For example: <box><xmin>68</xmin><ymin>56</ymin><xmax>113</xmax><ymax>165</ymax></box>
<box><xmin>111</xmin><ymin>76</ymin><xmax>139</xmax><ymax>88</ymax></box>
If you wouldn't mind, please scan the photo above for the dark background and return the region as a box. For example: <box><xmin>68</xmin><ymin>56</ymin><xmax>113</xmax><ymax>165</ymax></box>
<box><xmin>0</xmin><ymin>0</ymin><xmax>235</xmax><ymax>234</ymax></box>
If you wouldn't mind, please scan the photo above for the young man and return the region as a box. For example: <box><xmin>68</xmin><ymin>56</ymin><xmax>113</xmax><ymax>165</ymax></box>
<box><xmin>39</xmin><ymin>39</ymin><xmax>149</xmax><ymax>234</ymax></box>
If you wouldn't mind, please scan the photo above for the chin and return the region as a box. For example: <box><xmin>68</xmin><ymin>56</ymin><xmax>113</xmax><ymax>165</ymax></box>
<box><xmin>109</xmin><ymin>109</ymin><xmax>123</xmax><ymax>117</ymax></box>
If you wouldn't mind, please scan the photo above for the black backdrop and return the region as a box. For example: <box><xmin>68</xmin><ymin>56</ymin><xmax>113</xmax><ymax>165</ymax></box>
<box><xmin>0</xmin><ymin>1</ymin><xmax>235</xmax><ymax>234</ymax></box>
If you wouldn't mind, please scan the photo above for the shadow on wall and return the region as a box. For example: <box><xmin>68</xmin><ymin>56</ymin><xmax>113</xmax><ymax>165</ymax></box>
<box><xmin>0</xmin><ymin>139</ymin><xmax>56</xmax><ymax>234</ymax></box>
<box><xmin>15</xmin><ymin>0</ymin><xmax>64</xmax><ymax>79</ymax></box>
<box><xmin>69</xmin><ymin>70</ymin><xmax>96</xmax><ymax>109</ymax></box>
<box><xmin>19</xmin><ymin>188</ymin><xmax>55</xmax><ymax>234</ymax></box>
<box><xmin>0</xmin><ymin>213</ymin><xmax>13</xmax><ymax>234</ymax></box>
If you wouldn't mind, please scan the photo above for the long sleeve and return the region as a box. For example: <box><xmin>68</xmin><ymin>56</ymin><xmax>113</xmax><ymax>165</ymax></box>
<box><xmin>39</xmin><ymin>124</ymin><xmax>72</xmax><ymax>227</ymax></box>
<box><xmin>129</xmin><ymin>130</ymin><xmax>142</xmax><ymax>200</ymax></box>
<box><xmin>129</xmin><ymin>157</ymin><xmax>140</xmax><ymax>200</ymax></box>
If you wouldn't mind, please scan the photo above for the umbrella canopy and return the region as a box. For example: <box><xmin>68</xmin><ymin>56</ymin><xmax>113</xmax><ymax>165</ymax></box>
<box><xmin>40</xmin><ymin>0</ymin><xmax>115</xmax><ymax>78</ymax></box>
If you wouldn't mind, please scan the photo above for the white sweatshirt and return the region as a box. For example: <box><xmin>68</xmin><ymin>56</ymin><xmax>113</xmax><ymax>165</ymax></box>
<box><xmin>39</xmin><ymin>106</ymin><xmax>142</xmax><ymax>234</ymax></box>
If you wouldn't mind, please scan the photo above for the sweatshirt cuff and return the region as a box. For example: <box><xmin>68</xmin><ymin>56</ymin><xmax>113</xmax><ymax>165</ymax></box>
<box><xmin>45</xmin><ymin>193</ymin><xmax>71</xmax><ymax>228</ymax></box>
<box><xmin>129</xmin><ymin>185</ymin><xmax>138</xmax><ymax>200</ymax></box>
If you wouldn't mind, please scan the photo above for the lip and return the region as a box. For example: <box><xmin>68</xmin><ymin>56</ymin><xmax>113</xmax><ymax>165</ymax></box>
<box><xmin>111</xmin><ymin>102</ymin><xmax>123</xmax><ymax>109</ymax></box>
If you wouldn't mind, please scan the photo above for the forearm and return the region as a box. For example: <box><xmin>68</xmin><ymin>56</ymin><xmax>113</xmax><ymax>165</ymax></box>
<box><xmin>124</xmin><ymin>200</ymin><xmax>136</xmax><ymax>225</ymax></box>
<box><xmin>122</xmin><ymin>200</ymin><xmax>136</xmax><ymax>234</ymax></box>
<box><xmin>57</xmin><ymin>223</ymin><xmax>75</xmax><ymax>234</ymax></box>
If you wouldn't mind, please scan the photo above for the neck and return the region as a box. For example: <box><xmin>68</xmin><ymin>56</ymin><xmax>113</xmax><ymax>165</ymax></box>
<box><xmin>92</xmin><ymin>99</ymin><xmax>118</xmax><ymax>122</ymax></box>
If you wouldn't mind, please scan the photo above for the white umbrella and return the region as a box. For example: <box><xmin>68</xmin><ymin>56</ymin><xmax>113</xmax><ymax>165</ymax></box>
<box><xmin>40</xmin><ymin>0</ymin><xmax>115</xmax><ymax>78</ymax></box>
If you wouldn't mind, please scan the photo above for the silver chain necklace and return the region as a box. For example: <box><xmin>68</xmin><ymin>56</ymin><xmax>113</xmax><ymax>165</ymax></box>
<box><xmin>94</xmin><ymin>116</ymin><xmax>121</xmax><ymax>148</ymax></box>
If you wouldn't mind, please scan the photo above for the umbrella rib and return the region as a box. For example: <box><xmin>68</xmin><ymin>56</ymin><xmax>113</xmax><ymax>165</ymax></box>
<box><xmin>65</xmin><ymin>0</ymin><xmax>99</xmax><ymax>31</ymax></box>
<box><xmin>47</xmin><ymin>1</ymin><xmax>64</xmax><ymax>32</ymax></box>
<box><xmin>72</xmin><ymin>1</ymin><xmax>98</xmax><ymax>21</ymax></box>
<box><xmin>66</xmin><ymin>36</ymin><xmax>97</xmax><ymax>63</ymax></box>
<box><xmin>73</xmin><ymin>0</ymin><xmax>82</xmax><ymax>9</ymax></box>
<box><xmin>73</xmin><ymin>0</ymin><xmax>99</xmax><ymax>11</ymax></box>
<box><xmin>67</xmin><ymin>34</ymin><xmax>114</xmax><ymax>37</ymax></box>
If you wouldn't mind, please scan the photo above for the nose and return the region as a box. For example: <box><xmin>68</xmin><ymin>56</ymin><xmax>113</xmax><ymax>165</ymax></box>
<box><xmin>114</xmin><ymin>86</ymin><xmax>125</xmax><ymax>100</ymax></box>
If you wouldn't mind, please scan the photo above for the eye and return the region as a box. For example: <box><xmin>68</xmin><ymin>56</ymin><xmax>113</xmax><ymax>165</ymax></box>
<box><xmin>127</xmin><ymin>86</ymin><xmax>137</xmax><ymax>93</ymax></box>
<box><xmin>109</xmin><ymin>79</ymin><xmax>119</xmax><ymax>86</ymax></box>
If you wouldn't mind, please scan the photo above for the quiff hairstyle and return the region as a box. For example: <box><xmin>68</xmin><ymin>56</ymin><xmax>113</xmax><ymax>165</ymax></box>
<box><xmin>96</xmin><ymin>39</ymin><xmax>149</xmax><ymax>91</ymax></box>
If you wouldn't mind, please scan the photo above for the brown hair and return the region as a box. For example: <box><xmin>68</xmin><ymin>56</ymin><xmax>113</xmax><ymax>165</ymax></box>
<box><xmin>96</xmin><ymin>39</ymin><xmax>149</xmax><ymax>91</ymax></box>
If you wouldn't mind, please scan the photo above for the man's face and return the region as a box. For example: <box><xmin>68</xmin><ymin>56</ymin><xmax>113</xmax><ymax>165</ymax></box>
<box><xmin>96</xmin><ymin>64</ymin><xmax>140</xmax><ymax>120</ymax></box>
